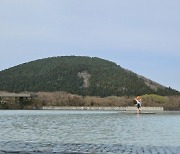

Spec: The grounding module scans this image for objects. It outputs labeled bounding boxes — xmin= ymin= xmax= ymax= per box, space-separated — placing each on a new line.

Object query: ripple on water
xmin=0 ymin=110 xmax=180 ymax=147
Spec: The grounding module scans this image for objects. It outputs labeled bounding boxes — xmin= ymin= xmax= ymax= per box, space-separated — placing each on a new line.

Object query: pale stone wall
xmin=42 ymin=106 xmax=164 ymax=111
xmin=126 ymin=106 xmax=164 ymax=111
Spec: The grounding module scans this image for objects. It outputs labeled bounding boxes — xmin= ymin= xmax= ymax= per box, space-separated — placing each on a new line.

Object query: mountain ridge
xmin=0 ymin=56 xmax=179 ymax=96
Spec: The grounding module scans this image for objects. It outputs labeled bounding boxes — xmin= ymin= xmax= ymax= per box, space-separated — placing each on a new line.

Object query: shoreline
xmin=40 ymin=106 xmax=180 ymax=113
xmin=42 ymin=106 xmax=164 ymax=111
xmin=1 ymin=106 xmax=180 ymax=112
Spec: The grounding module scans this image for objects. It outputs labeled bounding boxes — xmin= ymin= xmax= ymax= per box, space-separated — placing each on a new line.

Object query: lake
xmin=0 ymin=110 xmax=180 ymax=153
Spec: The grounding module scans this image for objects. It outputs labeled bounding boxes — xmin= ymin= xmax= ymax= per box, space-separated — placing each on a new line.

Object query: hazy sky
xmin=0 ymin=0 xmax=180 ymax=91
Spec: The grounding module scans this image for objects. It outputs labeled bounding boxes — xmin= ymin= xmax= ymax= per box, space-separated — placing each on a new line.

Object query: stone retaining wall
xmin=42 ymin=106 xmax=164 ymax=111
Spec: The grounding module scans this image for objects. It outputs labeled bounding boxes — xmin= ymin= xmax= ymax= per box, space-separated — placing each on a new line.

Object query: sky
xmin=0 ymin=0 xmax=180 ymax=91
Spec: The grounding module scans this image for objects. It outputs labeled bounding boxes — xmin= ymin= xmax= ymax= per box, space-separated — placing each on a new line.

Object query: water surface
xmin=0 ymin=110 xmax=180 ymax=147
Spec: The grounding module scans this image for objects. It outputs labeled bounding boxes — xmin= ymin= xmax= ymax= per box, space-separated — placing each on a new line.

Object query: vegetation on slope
xmin=0 ymin=56 xmax=179 ymax=96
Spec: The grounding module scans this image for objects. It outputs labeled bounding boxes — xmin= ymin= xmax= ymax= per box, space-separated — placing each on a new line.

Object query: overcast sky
xmin=0 ymin=0 xmax=180 ymax=91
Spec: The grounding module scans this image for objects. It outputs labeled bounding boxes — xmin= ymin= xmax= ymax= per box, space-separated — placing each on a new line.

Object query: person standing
xmin=135 ymin=96 xmax=142 ymax=114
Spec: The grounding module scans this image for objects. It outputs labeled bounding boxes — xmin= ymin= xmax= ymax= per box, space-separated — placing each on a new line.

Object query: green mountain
xmin=0 ymin=56 xmax=179 ymax=96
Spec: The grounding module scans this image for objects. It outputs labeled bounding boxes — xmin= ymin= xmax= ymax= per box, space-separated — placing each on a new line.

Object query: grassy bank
xmin=0 ymin=92 xmax=180 ymax=110
xmin=141 ymin=94 xmax=180 ymax=110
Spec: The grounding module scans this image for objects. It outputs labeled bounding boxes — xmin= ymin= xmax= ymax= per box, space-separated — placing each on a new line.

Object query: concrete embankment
xmin=42 ymin=106 xmax=164 ymax=111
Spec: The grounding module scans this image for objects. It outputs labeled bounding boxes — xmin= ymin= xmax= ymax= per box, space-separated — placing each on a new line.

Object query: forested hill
xmin=0 ymin=56 xmax=179 ymax=96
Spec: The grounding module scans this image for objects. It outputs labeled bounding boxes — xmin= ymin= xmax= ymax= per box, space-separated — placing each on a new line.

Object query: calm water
xmin=0 ymin=110 xmax=180 ymax=147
